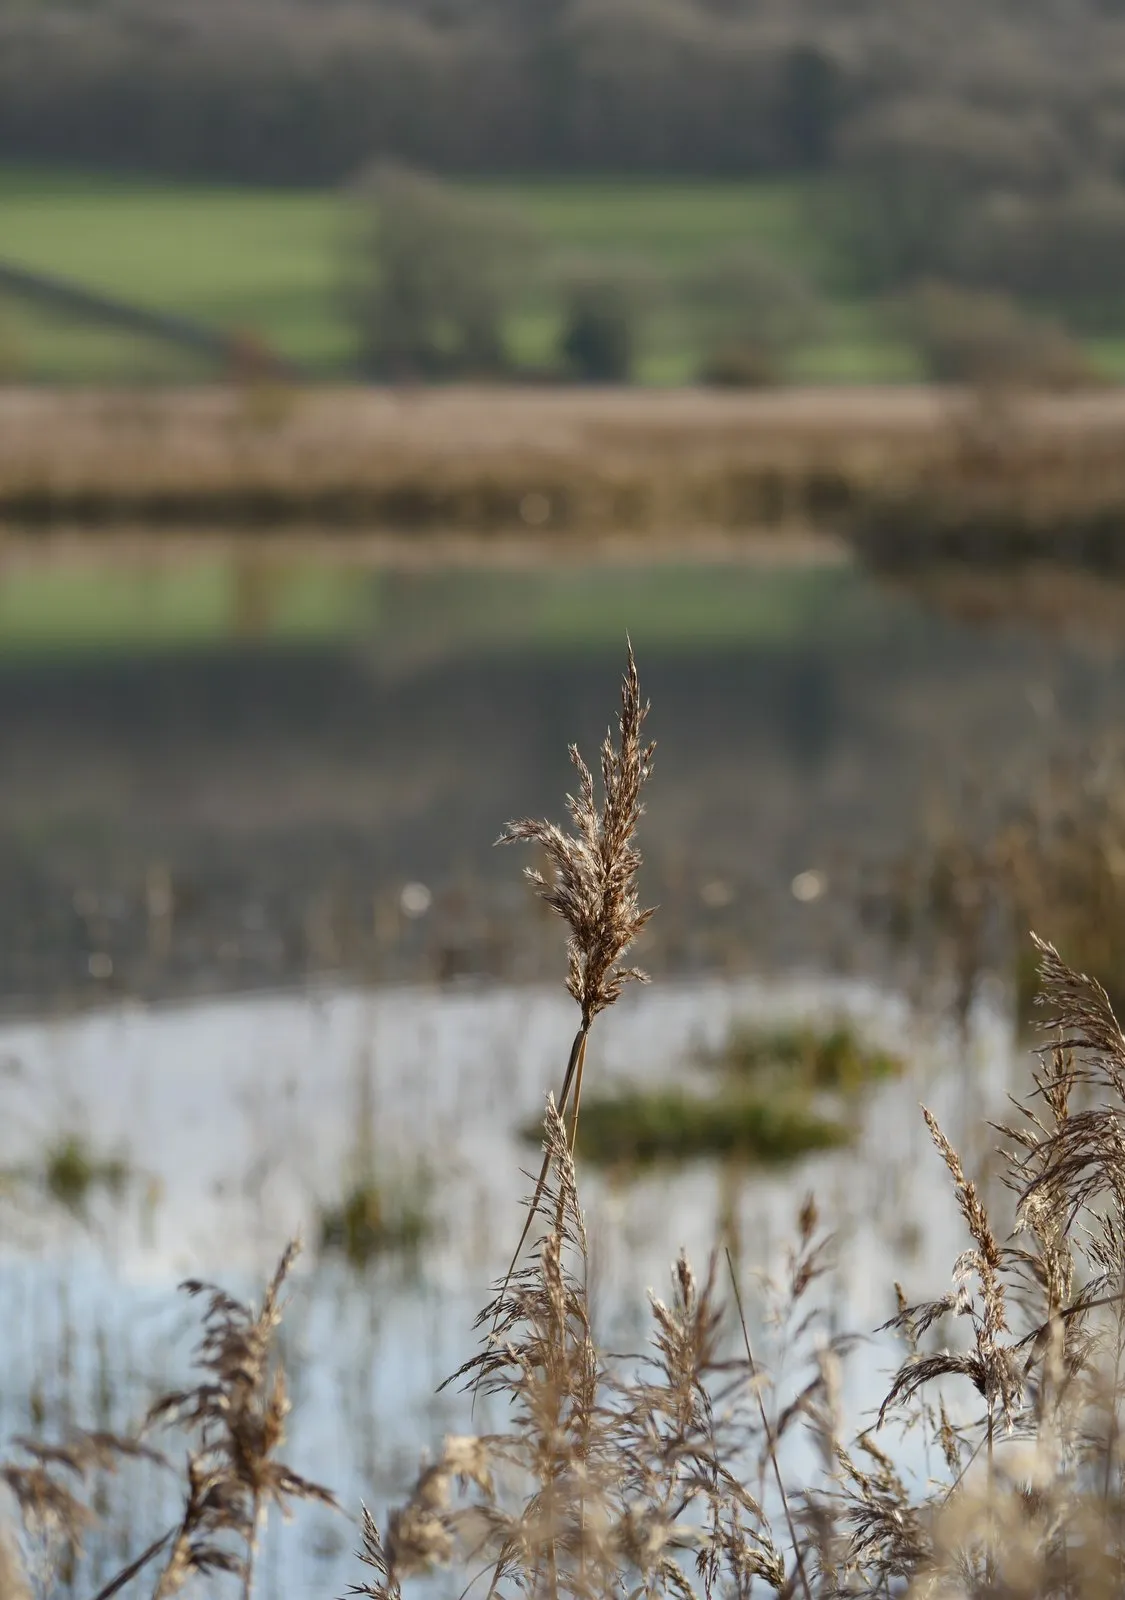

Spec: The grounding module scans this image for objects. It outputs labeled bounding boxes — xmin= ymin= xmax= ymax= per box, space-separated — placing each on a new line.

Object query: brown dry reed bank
xmin=7 ymin=385 xmax=1125 ymax=552
xmin=0 ymin=386 xmax=902 ymax=533
xmin=13 ymin=649 xmax=1125 ymax=1600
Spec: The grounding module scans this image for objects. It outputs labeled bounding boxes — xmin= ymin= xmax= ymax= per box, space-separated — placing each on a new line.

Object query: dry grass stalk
xmin=140 ymin=1239 xmax=338 ymax=1600
xmin=361 ymin=1099 xmax=789 ymax=1600
xmin=0 ymin=1428 xmax=164 ymax=1599
xmin=481 ymin=645 xmax=654 ymax=1403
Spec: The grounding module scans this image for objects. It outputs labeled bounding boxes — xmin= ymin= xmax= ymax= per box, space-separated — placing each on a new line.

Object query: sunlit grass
xmin=0 ymin=560 xmax=373 ymax=655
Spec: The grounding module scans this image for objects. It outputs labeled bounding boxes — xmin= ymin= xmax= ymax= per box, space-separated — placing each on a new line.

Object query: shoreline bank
xmin=1 ymin=385 xmax=1123 ymax=563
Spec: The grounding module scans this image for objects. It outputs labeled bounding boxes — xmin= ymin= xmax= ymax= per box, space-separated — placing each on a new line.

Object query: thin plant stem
xmin=84 ymin=1529 xmax=173 ymax=1600
xmin=567 ymin=1032 xmax=588 ymax=1153
xmin=725 ymin=1248 xmax=813 ymax=1600
xmin=473 ymin=1024 xmax=589 ymax=1412
xmin=243 ymin=1493 xmax=261 ymax=1600
xmin=1104 ymin=1277 xmax=1125 ymax=1504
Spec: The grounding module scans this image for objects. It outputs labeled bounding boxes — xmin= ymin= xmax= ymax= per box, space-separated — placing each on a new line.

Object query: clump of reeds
xmin=0 ymin=1242 xmax=338 ymax=1600
xmin=143 ymin=1240 xmax=338 ymax=1599
xmin=353 ymin=923 xmax=1125 ymax=1600
xmin=355 ymin=653 xmax=1125 ymax=1600
xmin=353 ymin=1099 xmax=808 ymax=1600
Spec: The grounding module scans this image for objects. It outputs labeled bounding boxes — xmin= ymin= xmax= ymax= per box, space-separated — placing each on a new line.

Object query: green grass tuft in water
xmin=569 ymin=1088 xmax=848 ymax=1167
xmin=717 ymin=1022 xmax=903 ymax=1092
xmin=42 ymin=1134 xmax=130 ymax=1217
xmin=317 ymin=1173 xmax=431 ymax=1268
xmin=528 ymin=1021 xmax=901 ymax=1169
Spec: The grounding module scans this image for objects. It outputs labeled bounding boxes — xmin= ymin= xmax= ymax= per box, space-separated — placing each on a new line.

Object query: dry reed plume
xmin=482 ymin=644 xmax=654 ymax=1400
xmin=0 ymin=1242 xmax=339 ymax=1600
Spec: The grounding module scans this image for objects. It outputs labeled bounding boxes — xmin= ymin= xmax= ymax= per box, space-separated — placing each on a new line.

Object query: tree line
xmin=8 ymin=0 xmax=1125 ymax=380
xmin=3 ymin=0 xmax=1124 ymax=194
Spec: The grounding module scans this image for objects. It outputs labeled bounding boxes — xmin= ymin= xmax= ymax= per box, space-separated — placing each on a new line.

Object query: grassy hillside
xmin=0 ymin=167 xmax=926 ymax=383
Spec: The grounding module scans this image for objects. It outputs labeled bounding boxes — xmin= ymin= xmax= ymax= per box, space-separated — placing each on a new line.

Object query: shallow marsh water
xmin=0 ymin=540 xmax=1123 ymax=1593
xmin=0 ymin=969 xmax=1020 ymax=1597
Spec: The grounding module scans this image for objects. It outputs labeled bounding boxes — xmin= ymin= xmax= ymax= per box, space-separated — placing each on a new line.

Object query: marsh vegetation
xmin=0 ymin=649 xmax=1121 ymax=1600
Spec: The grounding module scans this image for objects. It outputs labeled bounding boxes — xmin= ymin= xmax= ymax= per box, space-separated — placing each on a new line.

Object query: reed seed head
xmin=500 ymin=643 xmax=655 ymax=1027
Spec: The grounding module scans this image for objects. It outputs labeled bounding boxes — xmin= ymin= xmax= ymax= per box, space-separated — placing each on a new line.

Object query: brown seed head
xmin=500 ymin=643 xmax=655 ymax=1027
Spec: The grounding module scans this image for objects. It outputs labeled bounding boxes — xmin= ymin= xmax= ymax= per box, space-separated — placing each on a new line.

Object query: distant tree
xmin=553 ymin=258 xmax=663 ymax=382
xmin=351 ymin=163 xmax=540 ymax=379
xmin=831 ymin=100 xmax=1073 ymax=290
xmin=680 ymin=244 xmax=820 ymax=383
xmin=951 ymin=183 xmax=1125 ymax=316
xmin=559 ymin=278 xmax=635 ymax=382
xmin=901 ymin=282 xmax=1098 ymax=391
xmin=777 ymin=44 xmax=843 ymax=169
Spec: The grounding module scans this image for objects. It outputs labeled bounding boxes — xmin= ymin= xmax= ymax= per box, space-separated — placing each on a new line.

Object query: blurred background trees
xmin=2 ymin=0 xmax=1125 ymax=387
xmin=0 ymin=0 xmax=1121 ymax=192
xmin=352 ymin=166 xmax=540 ymax=379
xmin=680 ymin=246 xmax=821 ymax=386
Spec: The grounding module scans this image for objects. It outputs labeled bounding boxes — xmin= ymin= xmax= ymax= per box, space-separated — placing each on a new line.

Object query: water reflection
xmin=0 ymin=547 xmax=1123 ymax=1010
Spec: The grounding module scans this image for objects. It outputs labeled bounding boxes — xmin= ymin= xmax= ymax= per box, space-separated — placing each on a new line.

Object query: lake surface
xmin=0 ymin=539 xmax=1122 ymax=1596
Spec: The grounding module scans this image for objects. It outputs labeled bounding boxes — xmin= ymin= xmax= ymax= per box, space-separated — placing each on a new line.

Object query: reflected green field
xmin=0 ymin=554 xmax=900 ymax=658
xmin=0 ymin=560 xmax=372 ymax=652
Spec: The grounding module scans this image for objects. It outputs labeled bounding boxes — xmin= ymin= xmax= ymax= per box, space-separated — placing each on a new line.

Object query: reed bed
xmin=8 ymin=648 xmax=1125 ymax=1600
xmin=3 ymin=384 xmax=1125 ymax=549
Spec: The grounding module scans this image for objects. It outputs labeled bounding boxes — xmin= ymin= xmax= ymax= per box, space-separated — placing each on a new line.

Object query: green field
xmin=0 ymin=167 xmax=932 ymax=383
xmin=4 ymin=166 xmax=1120 ymax=386
xmin=0 ymin=168 xmax=352 ymax=379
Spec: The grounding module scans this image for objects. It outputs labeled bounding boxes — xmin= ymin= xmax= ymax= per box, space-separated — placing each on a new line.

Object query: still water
xmin=1 ymin=548 xmax=1121 ymax=1007
xmin=0 ymin=542 xmax=1120 ymax=1595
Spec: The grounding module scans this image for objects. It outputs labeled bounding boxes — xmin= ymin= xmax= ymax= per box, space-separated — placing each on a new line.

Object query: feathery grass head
xmin=145 ymin=1240 xmax=338 ymax=1598
xmin=500 ymin=643 xmax=655 ymax=1028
